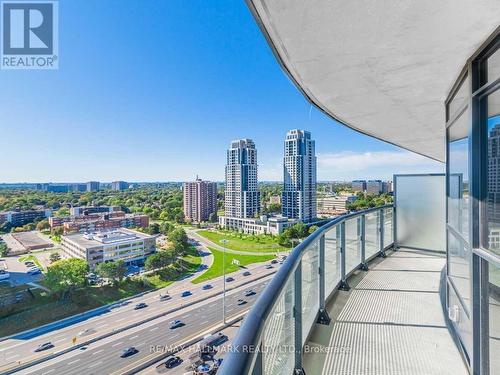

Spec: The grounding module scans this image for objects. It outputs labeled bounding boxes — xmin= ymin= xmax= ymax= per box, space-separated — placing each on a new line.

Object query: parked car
xmin=169 ymin=319 xmax=184 ymax=329
xmin=134 ymin=302 xmax=148 ymax=310
xmin=181 ymin=291 xmax=192 ymax=297
xmin=202 ymin=284 xmax=212 ymax=290
xmin=244 ymin=290 xmax=256 ymax=297
xmin=24 ymin=261 xmax=35 ymax=267
xmin=120 ymin=347 xmax=138 ymax=358
xmin=0 ymin=270 xmax=10 ymax=280
xmin=243 ymin=271 xmax=251 ymax=276
xmin=225 ymin=277 xmax=235 ymax=282
xmin=164 ymin=356 xmax=183 ymax=368
xmin=28 ymin=268 xmax=41 ymax=275
xmin=34 ymin=342 xmax=54 ymax=352
xmin=159 ymin=294 xmax=171 ymax=301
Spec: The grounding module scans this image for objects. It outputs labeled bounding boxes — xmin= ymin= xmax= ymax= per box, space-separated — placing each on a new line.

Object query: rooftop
xmin=63 ymin=228 xmax=153 ymax=247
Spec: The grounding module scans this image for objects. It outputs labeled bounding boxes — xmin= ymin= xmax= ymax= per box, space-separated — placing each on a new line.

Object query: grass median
xmin=191 ymin=247 xmax=275 ymax=284
xmin=196 ymin=230 xmax=291 ymax=254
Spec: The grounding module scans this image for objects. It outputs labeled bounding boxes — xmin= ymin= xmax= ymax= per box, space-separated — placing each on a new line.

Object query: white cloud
xmin=316 ymin=150 xmax=444 ymax=181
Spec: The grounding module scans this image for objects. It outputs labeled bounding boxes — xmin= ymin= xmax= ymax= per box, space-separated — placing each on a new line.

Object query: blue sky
xmin=0 ymin=0 xmax=442 ymax=183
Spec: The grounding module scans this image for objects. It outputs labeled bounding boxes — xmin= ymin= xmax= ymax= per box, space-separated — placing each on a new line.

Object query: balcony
xmin=218 ymin=175 xmax=475 ymax=374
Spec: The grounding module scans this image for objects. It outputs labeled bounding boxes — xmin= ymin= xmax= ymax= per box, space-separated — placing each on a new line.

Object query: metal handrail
xmin=218 ymin=204 xmax=393 ymax=375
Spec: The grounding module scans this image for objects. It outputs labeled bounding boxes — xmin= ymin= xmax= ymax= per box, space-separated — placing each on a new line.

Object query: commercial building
xmin=282 ymin=129 xmax=317 ymax=222
xmin=317 ymin=195 xmax=357 ymax=215
xmin=37 ymin=183 xmax=87 ymax=193
xmin=223 ymin=139 xmax=260 ymax=218
xmin=218 ymin=215 xmax=297 ymax=236
xmin=69 ymin=205 xmax=116 ymax=216
xmin=183 ymin=178 xmax=217 ymax=222
xmin=352 ymin=180 xmax=366 ymax=192
xmin=0 ymin=209 xmax=52 ymax=226
xmin=61 ymin=228 xmax=155 ymax=269
xmin=86 ymin=181 xmax=100 ymax=192
xmin=49 ymin=211 xmax=149 ymax=234
xmin=111 ymin=181 xmax=128 ymax=191
xmin=366 ymin=180 xmax=383 ymax=195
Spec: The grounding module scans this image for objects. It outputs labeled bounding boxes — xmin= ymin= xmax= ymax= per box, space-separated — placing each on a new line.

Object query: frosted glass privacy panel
xmin=394 ymin=174 xmax=445 ymax=251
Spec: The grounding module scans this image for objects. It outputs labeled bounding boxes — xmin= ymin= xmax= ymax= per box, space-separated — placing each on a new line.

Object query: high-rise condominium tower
xmin=183 ymin=178 xmax=218 ymax=222
xmin=224 ymin=139 xmax=260 ymax=218
xmin=282 ymin=129 xmax=317 ymax=222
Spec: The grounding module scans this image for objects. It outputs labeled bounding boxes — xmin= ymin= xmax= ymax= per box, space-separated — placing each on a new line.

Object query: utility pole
xmin=220 ymin=239 xmax=228 ymax=324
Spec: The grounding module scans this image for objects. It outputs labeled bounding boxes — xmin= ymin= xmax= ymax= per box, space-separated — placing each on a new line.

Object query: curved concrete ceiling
xmin=246 ymin=0 xmax=500 ymax=161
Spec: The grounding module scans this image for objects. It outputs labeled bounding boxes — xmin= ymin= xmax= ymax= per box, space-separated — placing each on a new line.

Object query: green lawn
xmin=197 ymin=230 xmax=291 ymax=254
xmin=191 ymin=247 xmax=275 ymax=284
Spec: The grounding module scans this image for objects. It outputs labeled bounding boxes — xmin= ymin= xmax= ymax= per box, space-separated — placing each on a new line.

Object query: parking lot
xmin=0 ymin=255 xmax=44 ymax=286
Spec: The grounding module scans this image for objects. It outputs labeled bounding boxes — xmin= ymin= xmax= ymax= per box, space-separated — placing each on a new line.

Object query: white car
xmin=0 ymin=270 xmax=10 ymax=280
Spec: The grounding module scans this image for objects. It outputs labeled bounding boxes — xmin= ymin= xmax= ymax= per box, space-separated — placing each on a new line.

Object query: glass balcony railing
xmin=218 ymin=205 xmax=394 ymax=375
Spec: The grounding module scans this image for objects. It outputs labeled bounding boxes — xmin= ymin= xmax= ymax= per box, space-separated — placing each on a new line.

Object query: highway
xmin=14 ymin=277 xmax=271 ymax=375
xmin=0 ymin=261 xmax=278 ymax=373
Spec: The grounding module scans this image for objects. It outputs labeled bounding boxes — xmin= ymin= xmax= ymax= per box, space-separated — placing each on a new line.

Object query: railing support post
xmin=359 ymin=215 xmax=368 ymax=271
xmin=251 ymin=342 xmax=263 ymax=375
xmin=379 ymin=209 xmax=386 ymax=258
xmin=317 ymin=235 xmax=331 ymax=325
xmin=339 ymin=222 xmax=350 ymax=291
xmin=293 ymin=262 xmax=306 ymax=375
xmin=392 ymin=206 xmax=398 ymax=251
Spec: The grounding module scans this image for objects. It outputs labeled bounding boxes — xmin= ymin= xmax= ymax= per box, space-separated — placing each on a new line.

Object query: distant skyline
xmin=0 ymin=1 xmax=443 ymax=183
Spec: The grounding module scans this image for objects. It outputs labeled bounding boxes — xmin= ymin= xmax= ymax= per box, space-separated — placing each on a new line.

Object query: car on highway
xmin=34 ymin=342 xmax=54 ymax=352
xmin=225 ymin=277 xmax=235 ymax=282
xmin=159 ymin=294 xmax=172 ymax=301
xmin=78 ymin=328 xmax=92 ymax=336
xmin=169 ymin=319 xmax=184 ymax=329
xmin=242 ymin=271 xmax=251 ymax=276
xmin=164 ymin=356 xmax=183 ymax=368
xmin=237 ymin=299 xmax=247 ymax=305
xmin=134 ymin=302 xmax=148 ymax=310
xmin=266 ymin=264 xmax=274 ymax=269
xmin=202 ymin=284 xmax=212 ymax=290
xmin=120 ymin=347 xmax=138 ymax=358
xmin=244 ymin=290 xmax=256 ymax=297
xmin=271 ymin=259 xmax=278 ymax=264
xmin=181 ymin=290 xmax=192 ymax=297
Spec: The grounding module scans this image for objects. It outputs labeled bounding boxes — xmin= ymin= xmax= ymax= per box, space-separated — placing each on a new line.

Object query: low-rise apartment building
xmin=61 ymin=228 xmax=156 ymax=268
xmin=0 ymin=209 xmax=52 ymax=226
xmin=317 ymin=195 xmax=357 ymax=215
xmin=49 ymin=211 xmax=149 ymax=234
xmin=218 ymin=215 xmax=297 ymax=235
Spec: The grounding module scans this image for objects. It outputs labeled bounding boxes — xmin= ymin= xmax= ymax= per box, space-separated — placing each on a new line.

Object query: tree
xmin=208 ymin=212 xmax=218 ymax=223
xmin=145 ymin=251 xmax=174 ymax=271
xmin=160 ymin=221 xmax=175 ymax=235
xmin=169 ymin=228 xmax=189 ymax=253
xmin=36 ymin=219 xmax=50 ymax=231
xmin=0 ymin=243 xmax=8 ymax=257
xmin=49 ymin=252 xmax=61 ymax=263
xmin=145 ymin=223 xmax=160 ymax=235
xmin=308 ymin=225 xmax=319 ymax=235
xmin=45 ymin=258 xmax=89 ymax=296
xmin=95 ymin=260 xmax=127 ymax=284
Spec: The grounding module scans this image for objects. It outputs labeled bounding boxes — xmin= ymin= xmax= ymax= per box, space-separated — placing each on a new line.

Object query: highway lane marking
xmin=92 ymin=349 xmax=104 ymax=355
xmin=54 ymin=338 xmax=66 ymax=344
xmin=150 ymin=327 xmax=159 ymax=332
xmin=200 ymin=320 xmax=209 ymax=325
xmin=96 ymin=323 xmax=109 ymax=328
xmin=183 ymin=313 xmax=191 ymax=318
xmin=67 ymin=359 xmax=80 ymax=365
xmin=136 ymin=342 xmax=146 ymax=347
xmin=41 ymin=369 xmax=55 ymax=375
xmin=129 ymin=335 xmax=139 ymax=341
xmin=112 ymin=341 xmax=123 ymax=347
xmin=88 ymin=360 xmax=103 ymax=368
xmin=116 ymin=318 xmax=126 ymax=322
xmin=5 ymin=353 xmax=20 ymax=360
xmin=170 ymin=334 xmax=179 ymax=339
